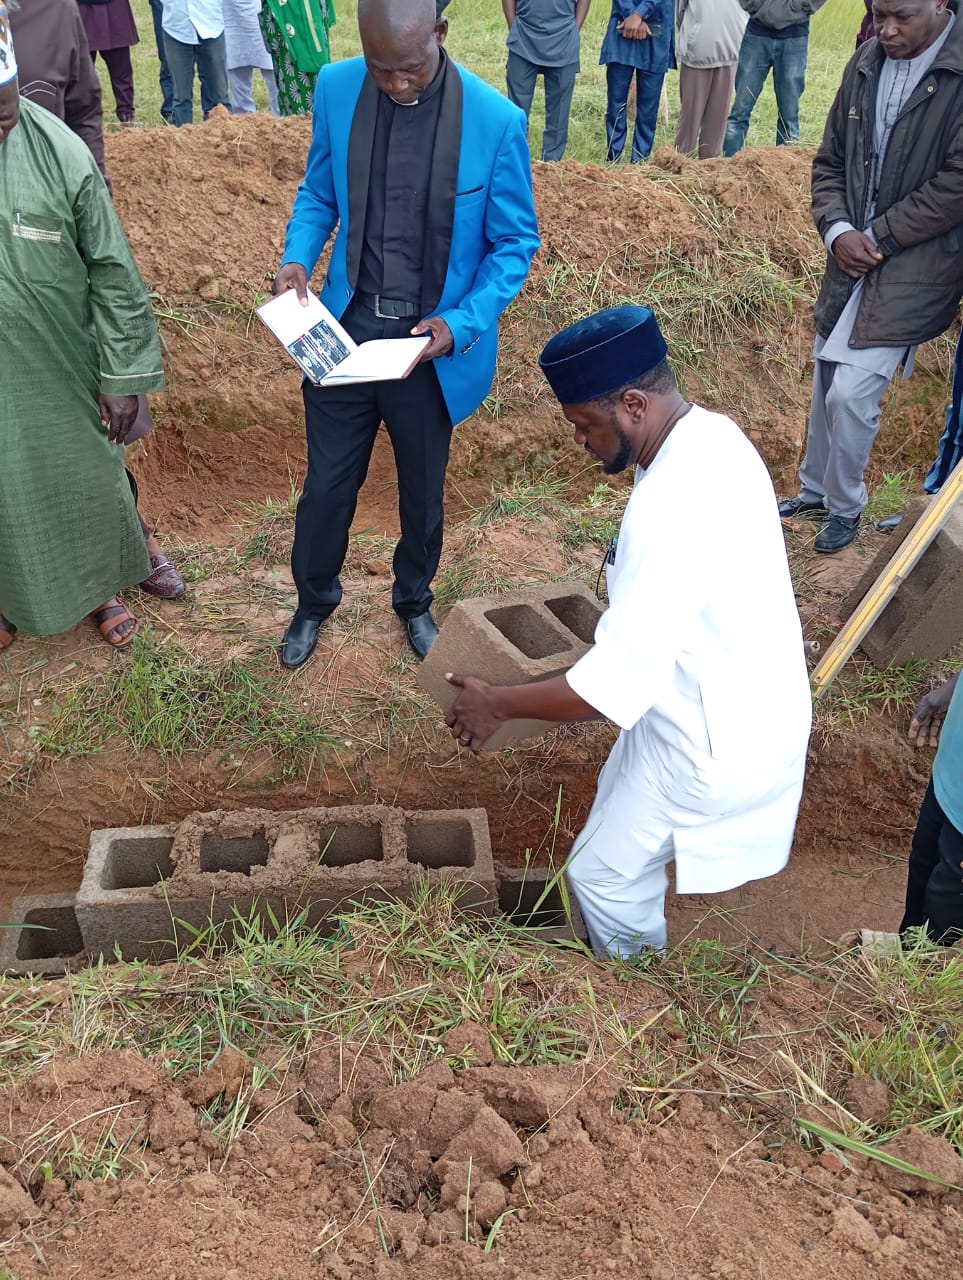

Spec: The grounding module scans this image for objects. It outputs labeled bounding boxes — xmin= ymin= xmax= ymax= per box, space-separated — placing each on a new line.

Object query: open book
xmin=257 ymin=288 xmax=430 ymax=386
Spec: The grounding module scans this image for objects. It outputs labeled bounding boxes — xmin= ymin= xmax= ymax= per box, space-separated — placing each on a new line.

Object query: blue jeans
xmin=723 ymin=30 xmax=808 ymax=156
xmin=163 ymin=31 xmax=230 ymax=126
xmin=605 ymin=63 xmax=665 ymax=163
xmin=149 ymin=0 xmax=174 ymax=121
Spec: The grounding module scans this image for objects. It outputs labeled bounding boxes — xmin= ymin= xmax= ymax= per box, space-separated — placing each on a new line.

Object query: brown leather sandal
xmin=91 ymin=597 xmax=138 ymax=649
xmin=0 ymin=613 xmax=16 ymax=652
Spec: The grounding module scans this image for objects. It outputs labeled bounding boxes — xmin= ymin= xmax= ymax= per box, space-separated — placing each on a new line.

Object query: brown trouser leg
xmin=675 ymin=63 xmax=737 ymax=160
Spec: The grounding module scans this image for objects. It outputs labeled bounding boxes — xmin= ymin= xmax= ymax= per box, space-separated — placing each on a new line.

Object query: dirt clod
xmin=182 ymin=1046 xmax=253 ymax=1106
xmin=879 ymin=1127 xmax=963 ymax=1194
xmin=845 ymin=1076 xmax=893 ymax=1126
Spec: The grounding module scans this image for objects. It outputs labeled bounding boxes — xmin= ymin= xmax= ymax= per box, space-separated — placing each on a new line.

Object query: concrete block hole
xmin=484 ymin=603 xmax=568 ymax=660
xmin=406 ymin=817 xmax=476 ymax=869
xmin=200 ymin=834 xmax=270 ymax=875
xmin=499 ymin=877 xmax=570 ymax=929
xmin=16 ymin=904 xmax=84 ymax=962
xmin=315 ymin=823 xmax=384 ymax=866
xmin=545 ymin=593 xmax=601 ymax=645
xmin=101 ymin=836 xmax=175 ymax=890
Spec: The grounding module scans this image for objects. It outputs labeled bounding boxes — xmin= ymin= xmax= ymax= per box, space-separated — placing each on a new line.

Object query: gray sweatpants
xmin=798 ymin=359 xmax=891 ymax=519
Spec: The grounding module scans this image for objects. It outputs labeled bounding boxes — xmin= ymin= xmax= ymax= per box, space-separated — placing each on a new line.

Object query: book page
xmin=323 ymin=337 xmax=430 ymax=384
xmin=257 ymin=289 xmax=358 ymax=383
xmin=257 ymin=290 xmax=430 ymax=385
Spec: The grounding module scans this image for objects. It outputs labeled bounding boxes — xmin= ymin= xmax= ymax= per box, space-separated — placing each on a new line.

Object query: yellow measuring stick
xmin=811 ymin=458 xmax=963 ymax=701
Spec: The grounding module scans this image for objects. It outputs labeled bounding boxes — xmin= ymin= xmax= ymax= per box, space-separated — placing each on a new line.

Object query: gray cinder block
xmin=418 ymin=581 xmax=604 ymax=749
xmin=0 ymin=893 xmax=85 ymax=977
xmin=497 ymin=867 xmax=587 ymax=945
xmin=76 ymin=810 xmax=399 ymax=962
xmin=843 ymin=498 xmax=963 ymax=667
xmin=75 ymin=823 xmax=226 ymax=963
xmin=404 ymin=808 xmax=496 ymax=912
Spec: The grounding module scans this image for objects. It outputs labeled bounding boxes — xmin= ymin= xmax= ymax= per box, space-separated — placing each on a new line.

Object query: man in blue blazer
xmin=274 ymin=0 xmax=540 ymax=668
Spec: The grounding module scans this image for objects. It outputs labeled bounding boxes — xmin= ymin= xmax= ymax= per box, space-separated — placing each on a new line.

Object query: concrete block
xmin=418 ymin=581 xmax=604 ymax=749
xmin=76 ymin=810 xmax=399 ymax=962
xmin=404 ymin=809 xmax=496 ymax=912
xmin=284 ymin=805 xmax=411 ymax=922
xmin=0 ymin=893 xmax=85 ymax=977
xmin=843 ymin=498 xmax=963 ymax=667
xmin=75 ymin=823 xmax=230 ymax=963
xmin=497 ymin=867 xmax=587 ymax=945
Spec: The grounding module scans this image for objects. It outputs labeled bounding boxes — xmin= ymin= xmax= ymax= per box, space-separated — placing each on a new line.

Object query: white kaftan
xmin=565 ymin=404 xmax=812 ymax=956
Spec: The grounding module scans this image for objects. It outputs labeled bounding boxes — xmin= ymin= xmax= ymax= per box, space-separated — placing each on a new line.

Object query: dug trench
xmin=0 ymin=114 xmax=955 ymax=952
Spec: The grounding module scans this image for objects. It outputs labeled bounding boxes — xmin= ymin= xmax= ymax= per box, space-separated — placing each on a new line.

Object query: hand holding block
xmin=418 ymin=582 xmax=604 ymax=750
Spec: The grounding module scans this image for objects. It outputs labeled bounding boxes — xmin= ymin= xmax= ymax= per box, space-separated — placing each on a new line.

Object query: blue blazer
xmin=282 ymin=56 xmax=541 ymax=427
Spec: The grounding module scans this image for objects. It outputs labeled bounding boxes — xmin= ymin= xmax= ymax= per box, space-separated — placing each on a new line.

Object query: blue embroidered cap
xmin=538 ymin=305 xmax=668 ymax=405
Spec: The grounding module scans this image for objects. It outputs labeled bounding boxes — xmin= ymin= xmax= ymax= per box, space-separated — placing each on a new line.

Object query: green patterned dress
xmin=0 ymin=101 xmax=163 ymax=634
xmin=260 ymin=0 xmax=335 ymax=116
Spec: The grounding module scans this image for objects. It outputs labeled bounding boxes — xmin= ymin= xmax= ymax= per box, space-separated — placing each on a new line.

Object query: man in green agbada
xmin=0 ymin=9 xmax=165 ymax=651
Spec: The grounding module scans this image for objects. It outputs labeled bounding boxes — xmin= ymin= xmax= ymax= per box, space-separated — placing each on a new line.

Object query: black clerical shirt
xmin=357 ymin=51 xmax=448 ymax=304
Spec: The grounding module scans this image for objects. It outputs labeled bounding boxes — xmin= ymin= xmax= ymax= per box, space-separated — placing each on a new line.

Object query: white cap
xmin=0 ymin=2 xmax=18 ymax=89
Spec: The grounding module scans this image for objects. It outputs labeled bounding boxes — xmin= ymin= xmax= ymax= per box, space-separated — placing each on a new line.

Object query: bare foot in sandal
xmin=91 ymin=597 xmax=137 ymax=649
xmin=0 ymin=613 xmax=16 ymax=652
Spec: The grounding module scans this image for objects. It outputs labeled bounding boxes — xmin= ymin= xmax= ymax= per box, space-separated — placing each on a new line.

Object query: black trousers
xmin=899 ymin=778 xmax=963 ymax=945
xmin=291 ymin=299 xmax=453 ymax=622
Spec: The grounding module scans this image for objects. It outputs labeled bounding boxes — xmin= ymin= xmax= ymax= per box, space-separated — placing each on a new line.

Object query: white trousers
xmin=566 ymin=823 xmax=675 ymax=959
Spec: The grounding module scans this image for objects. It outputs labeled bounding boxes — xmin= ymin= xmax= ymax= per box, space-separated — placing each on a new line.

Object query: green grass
xmin=0 ymin=886 xmax=960 ymax=1196
xmin=29 ymin=626 xmax=335 ymax=780
xmin=112 ymin=0 xmax=865 ymax=160
xmin=864 ymin=470 xmax=917 ymax=522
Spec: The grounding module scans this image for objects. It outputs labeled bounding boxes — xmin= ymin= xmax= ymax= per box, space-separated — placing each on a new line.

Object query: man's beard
xmin=603 ymin=427 xmax=636 ymax=475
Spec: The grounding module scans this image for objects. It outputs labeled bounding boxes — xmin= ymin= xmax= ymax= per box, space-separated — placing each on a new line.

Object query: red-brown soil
xmin=2 ymin=115 xmax=961 ymax=1279
xmin=1 ymin=1004 xmax=961 ymax=1278
xmin=1 ymin=114 xmax=952 ymax=945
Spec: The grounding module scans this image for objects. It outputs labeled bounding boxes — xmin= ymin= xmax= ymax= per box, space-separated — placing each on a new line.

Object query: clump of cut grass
xmin=864 ymin=471 xmax=917 ymax=522
xmin=238 ymin=482 xmax=301 ymax=564
xmin=473 ymin=473 xmax=569 ymax=526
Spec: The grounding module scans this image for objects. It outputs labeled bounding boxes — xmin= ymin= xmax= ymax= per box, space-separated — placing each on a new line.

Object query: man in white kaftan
xmin=444 ymin=305 xmax=812 ymax=957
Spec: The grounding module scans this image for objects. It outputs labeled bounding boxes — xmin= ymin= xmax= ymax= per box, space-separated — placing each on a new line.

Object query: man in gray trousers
xmin=503 ymin=0 xmax=591 ymax=161
xmin=779 ymin=0 xmax=963 ymax=554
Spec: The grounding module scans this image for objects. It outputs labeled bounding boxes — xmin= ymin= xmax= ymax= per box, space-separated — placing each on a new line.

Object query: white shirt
xmin=162 ymin=0 xmax=225 ymax=44
xmin=566 ymin=405 xmax=812 ymax=894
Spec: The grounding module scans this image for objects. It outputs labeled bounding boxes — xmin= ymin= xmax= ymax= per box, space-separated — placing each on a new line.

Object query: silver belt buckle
xmin=373 ymin=293 xmax=392 ymax=319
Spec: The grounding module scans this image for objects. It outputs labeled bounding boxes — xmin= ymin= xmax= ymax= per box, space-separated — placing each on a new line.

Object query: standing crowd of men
xmin=1 ymin=0 xmax=961 ymax=953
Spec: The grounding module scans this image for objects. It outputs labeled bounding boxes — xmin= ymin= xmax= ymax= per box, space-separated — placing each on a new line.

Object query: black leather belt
xmin=356 ymin=291 xmax=420 ymax=319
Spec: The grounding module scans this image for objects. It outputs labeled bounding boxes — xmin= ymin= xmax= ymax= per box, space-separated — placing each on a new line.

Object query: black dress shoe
xmin=281 ymin=612 xmax=322 ymax=669
xmin=777 ymin=495 xmax=828 ymax=520
xmin=815 ymin=514 xmax=860 ymax=554
xmin=406 ymin=610 xmax=438 ymax=660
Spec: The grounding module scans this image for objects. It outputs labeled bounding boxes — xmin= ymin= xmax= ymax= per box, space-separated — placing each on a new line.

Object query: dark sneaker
xmin=777 ymin=495 xmax=827 ymax=520
xmin=875 ymin=514 xmax=904 ymax=534
xmin=815 ymin=514 xmax=860 ymax=554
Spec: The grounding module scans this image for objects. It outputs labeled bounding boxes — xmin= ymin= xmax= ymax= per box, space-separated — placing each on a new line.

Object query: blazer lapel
xmin=421 ymin=62 xmax=463 ymax=317
xmin=346 ymin=74 xmax=379 ymax=290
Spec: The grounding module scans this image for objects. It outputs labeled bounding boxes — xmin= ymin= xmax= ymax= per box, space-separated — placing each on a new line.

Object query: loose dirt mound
xmin=1 ymin=1036 xmax=960 ymax=1278
xmin=103 ymin=114 xmax=909 ymax=539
